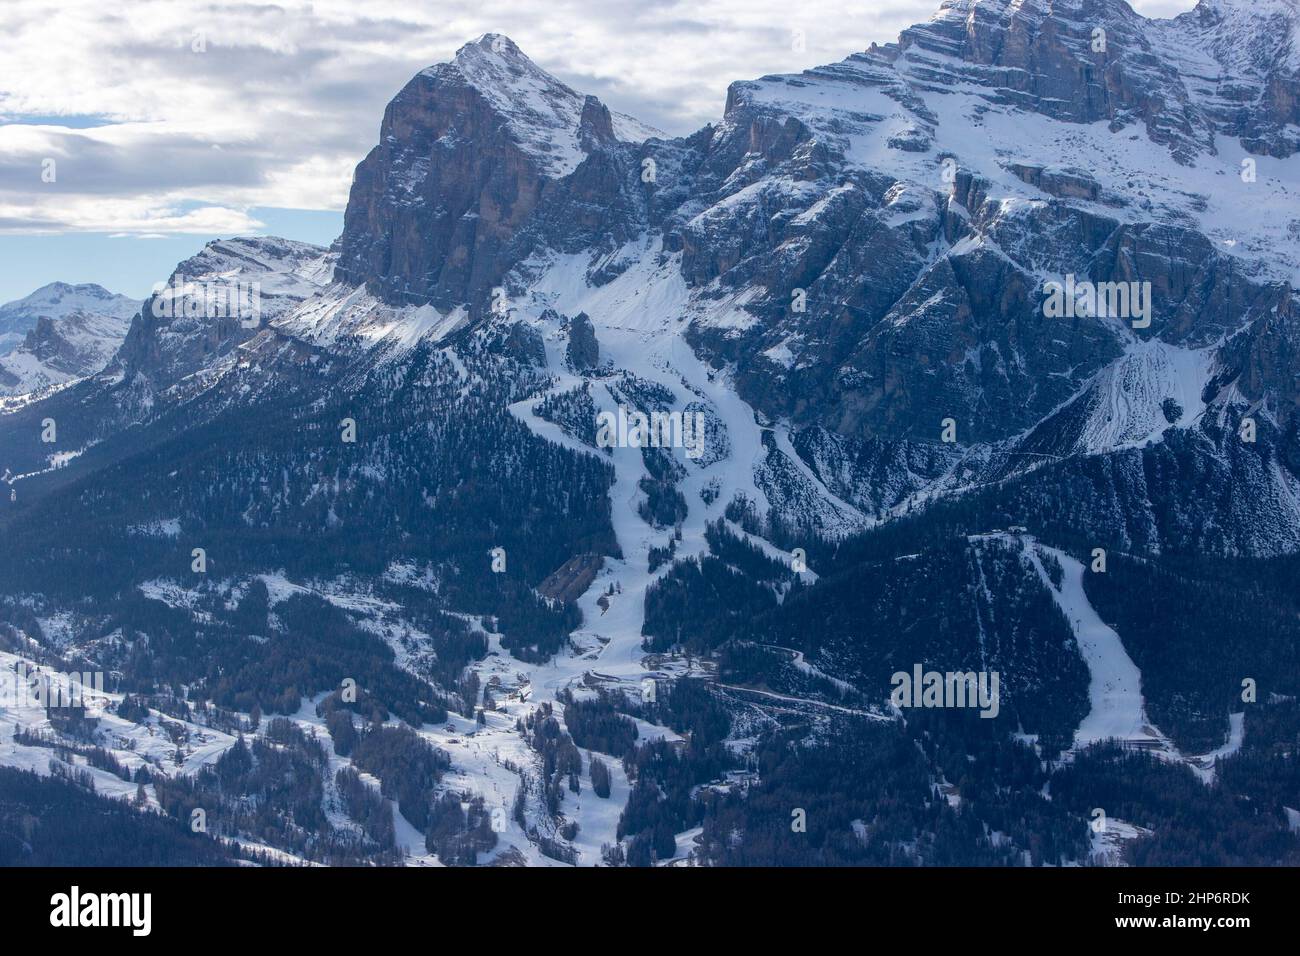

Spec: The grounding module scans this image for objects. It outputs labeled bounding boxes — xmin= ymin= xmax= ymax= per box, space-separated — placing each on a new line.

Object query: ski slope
xmin=1021 ymin=539 xmax=1174 ymax=754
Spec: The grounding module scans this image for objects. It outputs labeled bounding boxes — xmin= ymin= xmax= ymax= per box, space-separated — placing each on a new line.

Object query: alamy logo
xmin=1 ymin=663 xmax=103 ymax=709
xmin=151 ymin=272 xmax=263 ymax=328
xmin=50 ymin=886 xmax=151 ymax=936
xmin=1042 ymin=275 xmax=1151 ymax=329
xmin=890 ymin=664 xmax=1000 ymax=718
xmin=596 ymin=405 xmax=706 ymax=459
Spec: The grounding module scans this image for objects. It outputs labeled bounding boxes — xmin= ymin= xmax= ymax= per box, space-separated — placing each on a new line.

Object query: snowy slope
xmin=0 ymin=307 xmax=136 ymax=396
xmin=1022 ymin=541 xmax=1155 ymax=748
xmin=429 ymin=34 xmax=663 ymax=179
xmin=1047 ymin=341 xmax=1215 ymax=456
xmin=0 ymin=282 xmax=135 ymax=353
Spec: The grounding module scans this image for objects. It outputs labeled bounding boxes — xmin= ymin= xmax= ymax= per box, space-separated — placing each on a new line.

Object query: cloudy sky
xmin=0 ymin=0 xmax=1195 ymax=302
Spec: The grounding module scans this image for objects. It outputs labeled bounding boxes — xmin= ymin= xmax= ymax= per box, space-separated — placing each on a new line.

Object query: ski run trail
xmin=1018 ymin=536 xmax=1242 ymax=780
xmin=0 ymin=240 xmax=1250 ymax=866
xmin=480 ymin=242 xmax=819 ymax=863
xmin=1021 ymin=540 xmax=1167 ymax=752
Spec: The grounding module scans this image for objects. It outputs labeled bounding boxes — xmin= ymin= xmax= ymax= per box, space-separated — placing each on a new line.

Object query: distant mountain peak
xmin=0 ymin=282 xmax=138 ymax=396
xmin=3 ymin=281 xmax=128 ymax=307
xmin=0 ymin=281 xmax=136 ymax=353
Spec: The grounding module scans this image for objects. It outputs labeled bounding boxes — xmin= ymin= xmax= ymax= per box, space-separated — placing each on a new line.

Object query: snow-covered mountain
xmin=0 ymin=283 xmax=138 ymax=398
xmin=430 ymin=34 xmax=661 ymax=177
xmin=117 ymin=236 xmax=333 ymax=392
xmin=0 ymin=282 xmax=135 ymax=350
xmin=0 ymin=310 xmax=132 ymax=398
xmin=335 ymin=34 xmax=662 ymax=309
xmin=328 ymin=0 xmax=1300 ymax=555
xmin=2 ymin=0 xmax=1299 ymax=868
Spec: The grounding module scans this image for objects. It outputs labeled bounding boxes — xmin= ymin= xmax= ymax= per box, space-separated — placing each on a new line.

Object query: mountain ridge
xmin=1 ymin=0 xmax=1298 ymax=869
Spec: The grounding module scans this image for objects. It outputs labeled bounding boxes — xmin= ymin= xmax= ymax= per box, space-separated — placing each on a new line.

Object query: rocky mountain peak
xmin=415 ymin=33 xmax=654 ymax=178
xmin=335 ymin=36 xmax=658 ymax=309
xmin=0 ymin=281 xmax=137 ymax=362
xmin=432 ymin=33 xmax=593 ymax=178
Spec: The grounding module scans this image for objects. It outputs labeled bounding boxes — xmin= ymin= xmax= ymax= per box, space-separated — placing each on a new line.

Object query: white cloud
xmin=0 ymin=0 xmax=1196 ymax=235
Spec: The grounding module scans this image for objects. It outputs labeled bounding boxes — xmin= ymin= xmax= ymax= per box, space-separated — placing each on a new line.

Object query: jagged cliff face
xmin=895 ymin=0 xmax=1300 ymax=159
xmin=334 ymin=35 xmax=657 ymax=311
xmin=1170 ymin=0 xmax=1300 ymax=158
xmin=0 ymin=311 xmax=131 ymax=396
xmin=118 ymin=236 xmax=333 ymax=391
xmin=666 ymin=0 xmax=1300 ymax=449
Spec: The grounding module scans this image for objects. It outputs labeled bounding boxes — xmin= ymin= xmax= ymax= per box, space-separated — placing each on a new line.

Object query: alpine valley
xmin=3 ymin=0 xmax=1300 ymax=868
